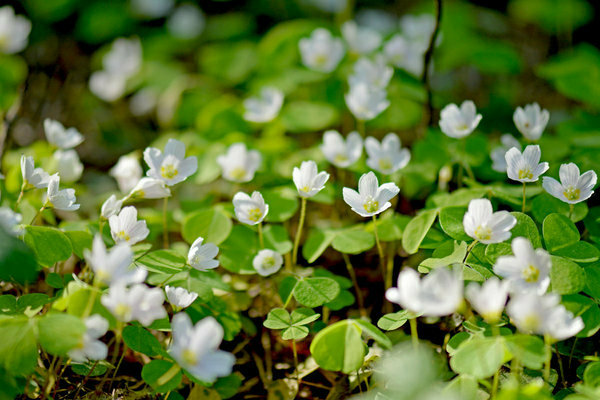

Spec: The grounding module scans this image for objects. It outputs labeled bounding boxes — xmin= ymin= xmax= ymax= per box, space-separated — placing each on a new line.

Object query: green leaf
xmin=402 ymin=209 xmax=438 ymax=254
xmin=0 ymin=229 xmax=39 ymax=284
xmin=182 ymin=208 xmax=232 ymax=246
xmin=290 ymin=308 xmax=320 ymax=326
xmin=377 ymin=310 xmax=411 ymax=331
xmin=282 ymin=325 xmax=310 ymax=340
xmin=71 ymin=361 xmax=109 ymax=377
xmin=505 ymin=334 xmax=546 ymax=369
xmin=550 ymin=255 xmax=586 ymax=295
xmin=554 ymin=241 xmax=600 ymax=264
xmin=352 ymin=319 xmax=392 ymax=350
xmin=331 ymin=228 xmax=375 ymax=255
xmin=263 ymin=308 xmax=291 ymax=330
xmin=368 ymin=214 xmax=410 ymax=242
xmin=137 ymin=250 xmax=187 ymax=274
xmin=0 ymin=315 xmax=38 ymax=375
xmin=263 ymin=224 xmax=293 ymax=254
xmin=510 ymin=212 xmax=542 ymax=248
xmin=122 ymin=325 xmax=163 ymax=357
xmin=46 ymin=272 xmax=64 ymax=289
xmin=439 ymin=207 xmax=470 ymax=241
xmin=450 ymin=336 xmax=506 ymax=379
xmin=585 ymin=263 xmax=600 ymax=300
xmin=562 ymin=294 xmax=600 ymax=338
xmin=302 ymin=229 xmax=336 ymax=263
xmin=419 ymin=241 xmax=467 ymax=272
xmin=484 ymin=243 xmax=512 ymax=265
xmin=199 ymin=41 xmax=257 ymax=85
xmin=24 ymin=226 xmax=73 ymax=267
xmin=17 ymin=293 xmax=51 ymax=314
xmin=532 ymin=193 xmax=588 ymax=223
xmin=218 ymin=225 xmax=257 ymax=274
xmin=37 ymin=313 xmax=86 ymax=356
xmin=262 ymin=189 xmax=299 ymax=223
xmin=64 ymin=230 xmax=94 ymax=259
xmin=583 ymin=361 xmax=600 ymax=387
xmin=141 ymin=359 xmax=182 ymax=393
xmin=281 ymin=101 xmax=340 ymax=133
xmin=543 ymin=213 xmax=580 ymax=252
xmin=310 ymin=320 xmax=366 ymax=373
xmin=293 ymin=277 xmax=340 ymax=308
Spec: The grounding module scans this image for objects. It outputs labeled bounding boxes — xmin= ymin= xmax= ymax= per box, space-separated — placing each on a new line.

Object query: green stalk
xmin=162 ymin=197 xmax=169 ymax=248
xmin=372 ymin=215 xmax=386 ymax=284
xmin=409 ymin=318 xmax=419 ymax=348
xmin=291 ymin=197 xmax=307 ymax=266
xmin=257 ymin=221 xmax=264 ymax=249
xmin=522 ymin=182 xmax=527 ymax=213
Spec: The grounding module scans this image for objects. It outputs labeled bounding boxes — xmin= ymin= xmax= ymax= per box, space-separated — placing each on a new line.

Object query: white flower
xmin=110 ymin=154 xmax=143 ymax=193
xmin=20 ymin=155 xmax=50 ymax=189
xmin=320 ymin=130 xmax=363 ymax=168
xmin=494 ymin=237 xmax=551 ymax=295
xmin=345 ymin=82 xmax=389 ymax=121
xmin=44 ymin=119 xmax=84 ymax=149
xmin=348 ymin=56 xmax=393 ymax=89
xmin=439 ymin=100 xmax=482 ymax=139
xmin=45 ymin=174 xmax=80 ymax=211
xmin=385 ymin=268 xmax=463 ymax=317
xmin=341 ymin=20 xmax=382 ymax=55
xmin=400 ymin=14 xmax=437 ymax=51
xmin=465 ymin=277 xmax=509 ymax=323
xmin=292 ymin=161 xmax=329 ymax=198
xmin=542 ymin=163 xmax=597 ymax=205
xmin=187 ymin=237 xmax=219 ymax=271
xmin=128 ymin=177 xmax=171 ymax=200
xmin=167 ymin=4 xmax=205 ymax=39
xmin=299 ymin=28 xmax=345 ymax=73
xmin=365 ymin=133 xmax=411 ymax=174
xmin=491 ymin=134 xmax=521 ymax=173
xmin=101 ymin=283 xmax=167 ymax=326
xmin=144 ymin=138 xmax=198 ymax=186
xmin=507 ymin=292 xmax=583 ymax=340
xmin=463 ymin=199 xmax=517 ymax=244
xmin=165 ymin=286 xmax=198 ymax=309
xmin=131 ymin=0 xmax=174 ymax=18
xmin=342 ymin=171 xmax=399 ymax=217
xmin=463 ymin=198 xmax=516 ymax=244
xmin=216 ymin=143 xmax=261 ymax=183
xmin=383 ymin=34 xmax=424 ymax=76
xmin=243 ymin=87 xmax=284 ymax=123
xmin=109 ymin=206 xmax=149 ymax=245
xmin=505 ymin=145 xmax=549 ymax=183
xmin=513 ymin=103 xmax=549 ymax=141
xmin=101 ymin=194 xmax=123 ymax=219
xmin=129 ymin=88 xmax=158 ymax=116
xmin=233 ymin=191 xmax=269 ymax=225
xmin=68 ymin=314 xmax=109 ymax=363
xmin=89 ymin=70 xmax=128 ymax=102
xmin=84 ymin=234 xmax=146 ymax=286
xmin=103 ymin=38 xmax=142 ymax=78
xmin=253 ymin=249 xmax=283 ymax=276
xmin=169 ymin=313 xmax=235 ymax=382
xmin=53 ymin=150 xmax=84 ymax=183
xmin=0 ymin=207 xmax=23 ymax=236
xmin=0 ymin=6 xmax=31 ymax=54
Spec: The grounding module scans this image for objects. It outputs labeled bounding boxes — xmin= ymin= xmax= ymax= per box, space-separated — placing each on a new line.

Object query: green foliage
xmin=182 ymin=208 xmax=232 ymax=246
xmin=402 ymin=209 xmax=439 ymax=254
xmin=23 ymin=226 xmax=72 ymax=267
xmin=263 ymin=307 xmax=320 ymax=340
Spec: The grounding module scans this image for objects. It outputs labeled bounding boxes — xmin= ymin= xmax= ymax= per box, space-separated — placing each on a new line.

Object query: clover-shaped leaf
xmin=263 ymin=307 xmax=320 ymax=340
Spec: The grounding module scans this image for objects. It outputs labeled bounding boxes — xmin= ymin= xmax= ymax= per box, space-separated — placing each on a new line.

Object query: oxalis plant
xmin=1 ymin=1 xmax=600 ymax=399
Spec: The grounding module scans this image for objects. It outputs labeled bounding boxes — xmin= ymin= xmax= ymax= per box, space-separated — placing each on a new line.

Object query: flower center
xmin=96 ymin=269 xmax=111 ymax=282
xmin=334 ymin=154 xmax=348 ymax=165
xmin=115 ymin=303 xmax=131 ymax=320
xmin=229 ymin=167 xmax=247 ymax=181
xmin=182 ymin=349 xmax=198 ymax=366
xmin=378 ymin=158 xmax=392 ymax=171
xmin=116 ymin=231 xmax=130 ymax=242
xmin=262 ymin=256 xmax=276 ymax=269
xmin=160 ymin=164 xmax=179 ymax=180
xmin=314 ymin=54 xmax=329 ymax=67
xmin=363 ymin=198 xmax=380 ymax=213
xmin=563 ymin=186 xmax=580 ymax=201
xmin=522 ymin=264 xmax=540 ymax=283
xmin=247 ymin=207 xmax=263 ymax=222
xmin=474 ymin=225 xmax=492 ymax=241
xmin=518 ymin=168 xmax=533 ymax=180
xmin=522 ymin=314 xmax=540 ymax=332
xmin=301 ymin=185 xmax=311 ymax=193
xmin=456 ymin=123 xmax=469 ymax=131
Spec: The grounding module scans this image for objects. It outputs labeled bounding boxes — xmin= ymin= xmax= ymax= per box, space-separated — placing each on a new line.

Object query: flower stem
xmin=522 ymin=182 xmax=527 ymax=213
xmin=372 ymin=215 xmax=386 ymax=284
xmin=491 ymin=368 xmax=500 ymax=399
xmin=568 ymin=204 xmax=574 ymax=220
xmin=409 ymin=317 xmax=419 ymax=348
xmin=258 ymin=221 xmax=264 ymax=248
xmin=162 ymin=197 xmax=169 ymax=249
xmin=292 ymin=339 xmax=300 ymax=386
xmin=14 ymin=182 xmax=26 ymax=211
xmin=31 ymin=206 xmax=46 ymax=225
xmin=342 ymin=253 xmax=365 ymax=317
xmin=462 ymin=240 xmax=478 ymax=264
xmin=156 ymin=363 xmax=181 ymax=387
xmin=292 ymin=198 xmax=307 ymax=267
xmin=356 ymin=119 xmax=365 ymax=137
xmin=544 ymin=334 xmax=552 ymax=383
